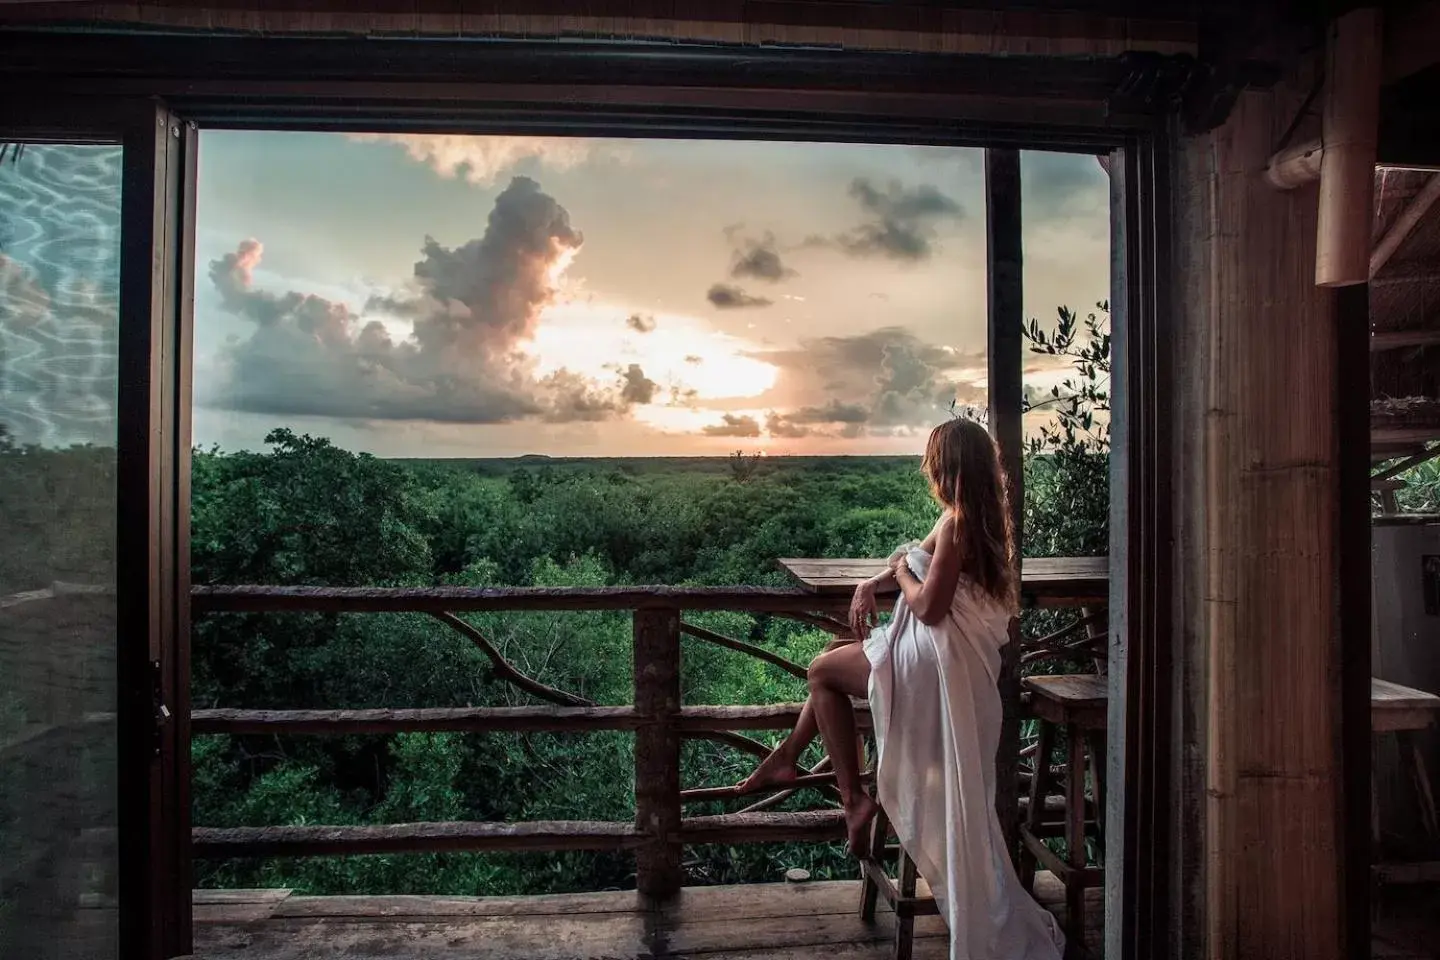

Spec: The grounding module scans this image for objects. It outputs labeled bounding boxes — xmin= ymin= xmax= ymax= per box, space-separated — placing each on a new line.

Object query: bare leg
xmin=735 ymin=697 xmax=817 ymax=792
xmin=736 ymin=638 xmax=858 ymax=793
xmin=808 ymin=643 xmax=879 ymax=854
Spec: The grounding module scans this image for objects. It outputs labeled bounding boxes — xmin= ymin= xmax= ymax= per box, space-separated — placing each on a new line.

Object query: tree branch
xmin=680 ymin=621 xmax=809 ymax=681
xmin=430 ymin=612 xmax=591 ymax=707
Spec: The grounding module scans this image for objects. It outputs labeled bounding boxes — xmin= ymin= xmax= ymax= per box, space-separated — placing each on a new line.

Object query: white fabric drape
xmin=863 ymin=542 xmax=1065 ymax=960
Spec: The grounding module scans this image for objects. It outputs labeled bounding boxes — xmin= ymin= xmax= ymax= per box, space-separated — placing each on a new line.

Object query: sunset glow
xmin=179 ymin=131 xmax=1109 ymax=457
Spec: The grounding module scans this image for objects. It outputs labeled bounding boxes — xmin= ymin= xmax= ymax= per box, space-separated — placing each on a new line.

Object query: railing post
xmin=633 ymin=606 xmax=682 ymax=899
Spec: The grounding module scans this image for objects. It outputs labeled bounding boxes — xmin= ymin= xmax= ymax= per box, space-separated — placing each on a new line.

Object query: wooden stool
xmin=858 ymin=804 xmax=939 ymax=960
xmin=1018 ymin=673 xmax=1107 ymax=955
xmin=1371 ymin=677 xmax=1440 ymax=884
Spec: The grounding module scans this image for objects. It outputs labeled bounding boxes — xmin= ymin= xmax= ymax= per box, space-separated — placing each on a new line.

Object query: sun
xmin=528 ymin=300 xmax=779 ymax=403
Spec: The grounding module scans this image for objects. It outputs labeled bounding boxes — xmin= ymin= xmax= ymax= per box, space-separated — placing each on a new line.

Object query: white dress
xmin=863 ymin=542 xmax=1065 ymax=960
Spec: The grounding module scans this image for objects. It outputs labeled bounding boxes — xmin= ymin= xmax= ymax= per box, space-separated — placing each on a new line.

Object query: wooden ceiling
xmin=0 ymin=0 xmax=1209 ymax=57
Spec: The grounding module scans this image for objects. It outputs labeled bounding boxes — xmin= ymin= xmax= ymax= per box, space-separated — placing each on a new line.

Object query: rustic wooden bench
xmin=1372 ymin=678 xmax=1440 ymax=885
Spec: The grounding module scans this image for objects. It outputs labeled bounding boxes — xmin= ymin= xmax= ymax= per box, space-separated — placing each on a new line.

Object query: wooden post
xmin=985 ymin=147 xmax=1024 ymax=855
xmin=633 ymin=607 xmax=682 ymax=899
xmin=1174 ymin=55 xmax=1349 ymax=960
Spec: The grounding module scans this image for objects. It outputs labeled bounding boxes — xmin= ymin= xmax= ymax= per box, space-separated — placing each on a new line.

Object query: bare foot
xmin=844 ymin=793 xmax=880 ymax=856
xmin=735 ymin=749 xmax=799 ymax=794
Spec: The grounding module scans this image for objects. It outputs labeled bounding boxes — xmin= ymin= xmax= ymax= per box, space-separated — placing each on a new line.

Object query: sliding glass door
xmin=0 ymin=99 xmax=194 ymax=960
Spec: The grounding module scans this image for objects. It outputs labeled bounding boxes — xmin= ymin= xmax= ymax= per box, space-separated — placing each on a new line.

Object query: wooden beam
xmin=1371 ymin=444 xmax=1440 ymax=481
xmin=1370 ymin=261 xmax=1440 ymax=286
xmin=191 ymin=810 xmax=858 ymax=859
xmin=189 ymin=703 xmax=874 ymax=736
xmin=985 ymin=146 xmax=1025 ymax=858
xmin=192 ymin=584 xmax=838 ymax=615
xmin=633 ymin=608 xmax=682 ymax=900
xmin=192 ymin=821 xmax=643 ymax=859
xmin=1373 ymin=426 xmax=1440 ymax=445
xmin=676 ymin=703 xmax=870 ymax=733
xmin=0 ymin=1 xmax=1200 ymax=56
xmin=679 ymin=810 xmax=844 ymax=845
xmin=1370 ymin=329 xmax=1440 ymax=352
xmin=1370 ymin=173 xmax=1440 ymax=278
xmin=190 ymin=706 xmax=644 ymax=736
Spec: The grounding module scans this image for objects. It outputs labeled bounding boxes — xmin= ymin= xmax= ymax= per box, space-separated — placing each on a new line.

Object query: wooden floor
xmin=191 ymin=874 xmax=1099 ymax=960
xmin=190 ymin=878 xmax=1440 ymax=959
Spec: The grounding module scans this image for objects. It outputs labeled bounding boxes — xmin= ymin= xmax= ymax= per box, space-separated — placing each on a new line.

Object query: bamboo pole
xmin=1316 ymin=7 xmax=1383 ymax=287
xmin=1264 ymin=138 xmax=1323 ymax=190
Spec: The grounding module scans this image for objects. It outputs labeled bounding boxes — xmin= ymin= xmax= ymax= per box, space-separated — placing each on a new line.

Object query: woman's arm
xmin=893 ymin=515 xmax=962 ymax=626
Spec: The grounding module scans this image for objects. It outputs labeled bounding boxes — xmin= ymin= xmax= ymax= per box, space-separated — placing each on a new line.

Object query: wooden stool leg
xmin=1019 ymin=720 xmax=1055 ymax=890
xmin=1399 ymin=731 xmax=1439 ymax=839
xmin=859 ymin=802 xmax=889 ymax=922
xmin=1065 ymin=722 xmax=1087 ymax=951
xmin=1086 ymin=730 xmax=1107 ymax=860
xmin=894 ymin=849 xmax=917 ymax=960
xmin=1372 ymin=739 xmax=1383 ymax=854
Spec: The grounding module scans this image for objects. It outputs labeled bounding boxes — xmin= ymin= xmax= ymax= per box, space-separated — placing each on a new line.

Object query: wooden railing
xmin=186 ymin=584 xmax=1104 ymax=899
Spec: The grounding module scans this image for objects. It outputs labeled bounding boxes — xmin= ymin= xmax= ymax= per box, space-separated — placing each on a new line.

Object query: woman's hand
xmin=891 ymin=555 xmax=923 ymax=608
xmin=849 ymin=578 xmax=880 ymax=640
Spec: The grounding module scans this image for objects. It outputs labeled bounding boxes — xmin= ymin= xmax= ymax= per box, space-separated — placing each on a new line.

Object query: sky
xmin=187 ymin=132 xmax=1109 ymax=457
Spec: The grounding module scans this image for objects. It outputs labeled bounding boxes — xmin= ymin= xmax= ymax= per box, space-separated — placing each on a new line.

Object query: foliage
xmin=1385 ymin=457 xmax=1440 ymax=514
xmin=1021 ymin=303 xmax=1110 ymax=559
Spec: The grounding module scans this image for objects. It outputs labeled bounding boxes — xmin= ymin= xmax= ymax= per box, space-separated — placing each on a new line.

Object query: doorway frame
xmin=1 ymin=33 xmax=1180 ymax=960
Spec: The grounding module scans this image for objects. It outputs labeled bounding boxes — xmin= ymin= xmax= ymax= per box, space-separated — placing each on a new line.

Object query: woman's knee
xmin=808 ymin=649 xmax=840 ymax=692
xmin=809 ymin=645 xmax=866 ymax=695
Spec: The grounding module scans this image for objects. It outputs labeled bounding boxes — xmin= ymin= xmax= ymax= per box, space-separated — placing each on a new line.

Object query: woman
xmin=737 ymin=418 xmax=1065 ymax=960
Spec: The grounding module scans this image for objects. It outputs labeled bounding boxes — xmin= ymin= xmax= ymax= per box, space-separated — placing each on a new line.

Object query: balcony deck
xmin=190 ymin=875 xmax=1097 ymax=960
xmin=189 ymin=878 xmax=1440 ymax=959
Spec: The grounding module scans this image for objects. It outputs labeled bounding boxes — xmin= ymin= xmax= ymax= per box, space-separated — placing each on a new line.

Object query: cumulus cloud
xmin=203 ymin=176 xmax=649 ymax=425
xmin=625 ymin=313 xmax=657 ymax=333
xmin=707 ymin=283 xmax=772 ymax=309
xmin=703 ymin=413 xmax=762 ymax=438
xmin=747 ymin=327 xmax=984 ymax=438
xmin=347 ymin=133 xmax=600 ymax=186
xmin=730 ymin=233 xmax=795 ymax=283
xmin=617 ymin=363 xmax=659 ymax=405
xmin=812 ymin=178 xmax=964 ymax=262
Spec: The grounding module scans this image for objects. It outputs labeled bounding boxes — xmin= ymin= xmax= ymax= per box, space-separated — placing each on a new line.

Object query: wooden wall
xmin=1170 ymin=53 xmax=1354 ymax=960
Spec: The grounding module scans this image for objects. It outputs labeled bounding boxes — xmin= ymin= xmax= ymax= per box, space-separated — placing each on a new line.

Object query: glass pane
xmin=0 ymin=142 xmax=122 ymax=959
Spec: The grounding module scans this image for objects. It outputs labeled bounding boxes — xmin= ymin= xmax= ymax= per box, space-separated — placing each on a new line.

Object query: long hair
xmin=921 ymin=418 xmax=1018 ymax=611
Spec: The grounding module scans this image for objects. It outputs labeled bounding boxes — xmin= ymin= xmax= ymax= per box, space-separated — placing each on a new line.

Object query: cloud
xmin=625 ymin=313 xmax=657 ymax=333
xmin=203 ymin=176 xmax=650 ymax=425
xmin=707 ymin=283 xmax=773 ymax=309
xmin=1023 ymin=151 xmax=1108 ymax=217
xmin=812 ymin=178 xmax=965 ymax=262
xmin=702 ymin=413 xmax=762 ymax=437
xmin=744 ymin=327 xmax=985 ymax=438
xmin=618 ymin=363 xmax=659 ymax=405
xmin=347 ymin=133 xmax=600 ymax=186
xmin=730 ymin=233 xmax=796 ymax=283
